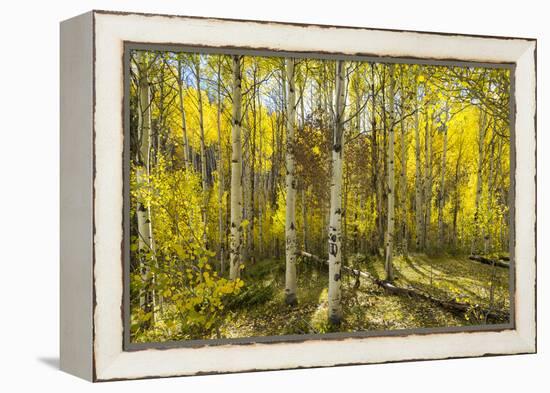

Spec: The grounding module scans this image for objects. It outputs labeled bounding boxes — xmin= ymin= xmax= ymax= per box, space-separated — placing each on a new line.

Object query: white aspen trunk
xmin=177 ymin=58 xmax=191 ymax=169
xmin=399 ymin=73 xmax=408 ymax=255
xmin=385 ymin=65 xmax=396 ymax=282
xmin=229 ymin=56 xmax=243 ymax=280
xmin=379 ymin=67 xmax=390 ymax=253
xmin=471 ymin=110 xmax=486 ymax=255
xmin=242 ymin=150 xmax=252 ymax=263
xmin=369 ymin=64 xmax=383 ymax=251
xmin=424 ymin=111 xmax=432 ymax=249
xmin=258 ymin=183 xmax=263 ymax=257
xmin=328 ymin=60 xmax=346 ymax=325
xmin=299 ymin=77 xmax=308 ymax=253
xmin=216 ymin=61 xmax=225 ymax=274
xmin=485 ymin=133 xmax=495 ymax=254
xmin=496 ymin=137 xmax=505 ymax=250
xmin=352 ymin=193 xmax=358 ymax=254
xmin=248 ymin=66 xmax=258 ymax=264
xmin=452 ymin=140 xmax=463 ymax=250
xmin=414 ymin=100 xmax=423 ymax=250
xmin=155 ymin=68 xmax=165 ymax=167
xmin=302 ymin=186 xmax=308 ymax=251
xmin=376 ymin=157 xmax=384 ymax=249
xmin=136 ymin=56 xmax=155 ymax=324
xmin=438 ymin=124 xmax=448 ymax=249
xmin=284 ymin=58 xmax=298 ymax=306
xmin=300 ymin=78 xmax=306 ymax=130
xmin=359 ymin=193 xmax=366 ymax=253
xmin=194 ymin=57 xmax=209 ymax=248
xmin=258 ymin=87 xmax=264 ymax=258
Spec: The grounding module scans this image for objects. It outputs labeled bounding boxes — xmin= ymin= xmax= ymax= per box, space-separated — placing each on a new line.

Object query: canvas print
xmin=127 ymin=49 xmax=512 ymax=344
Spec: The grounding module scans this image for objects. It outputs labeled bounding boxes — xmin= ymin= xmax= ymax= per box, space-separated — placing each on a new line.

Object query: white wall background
xmin=0 ymin=0 xmax=545 ymax=391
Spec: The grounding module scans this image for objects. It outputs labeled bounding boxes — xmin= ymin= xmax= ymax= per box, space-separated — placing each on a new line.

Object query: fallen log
xmin=300 ymin=251 xmax=508 ymax=322
xmin=300 ymin=251 xmax=327 ymax=265
xmin=469 ymin=255 xmax=510 ymax=269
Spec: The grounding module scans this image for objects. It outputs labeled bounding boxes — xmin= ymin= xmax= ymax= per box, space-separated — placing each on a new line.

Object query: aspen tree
xmin=258 ymin=83 xmax=264 ymax=258
xmin=385 ymin=64 xmax=396 ymax=282
xmin=399 ymin=66 xmax=408 ymax=254
xmin=437 ymin=104 xmax=449 ymax=249
xmin=414 ymin=84 xmax=424 ymax=251
xmin=193 ymin=55 xmax=209 ymax=246
xmin=284 ymin=58 xmax=298 ymax=306
xmin=328 ymin=60 xmax=346 ymax=324
xmin=452 ymin=137 xmax=465 ymax=249
xmin=423 ymin=109 xmax=433 ymax=249
xmin=471 ymin=109 xmax=487 ymax=255
xmin=216 ymin=59 xmax=226 ymax=273
xmin=177 ymin=56 xmax=191 ymax=169
xmin=136 ymin=53 xmax=156 ymax=325
xmin=229 ymin=55 xmax=243 ymax=280
xmin=485 ymin=130 xmax=496 ymax=254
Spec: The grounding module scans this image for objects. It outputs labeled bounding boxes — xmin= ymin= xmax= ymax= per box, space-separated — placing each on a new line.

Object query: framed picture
xmin=60 ymin=10 xmax=536 ymax=381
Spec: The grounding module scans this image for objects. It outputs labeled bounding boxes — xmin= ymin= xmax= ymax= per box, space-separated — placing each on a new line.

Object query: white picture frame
xmin=60 ymin=10 xmax=536 ymax=381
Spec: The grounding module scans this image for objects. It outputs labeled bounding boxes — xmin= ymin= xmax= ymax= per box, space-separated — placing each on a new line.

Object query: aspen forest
xmin=128 ymin=49 xmax=512 ymax=343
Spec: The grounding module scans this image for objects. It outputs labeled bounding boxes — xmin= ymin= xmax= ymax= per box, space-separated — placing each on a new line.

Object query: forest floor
xmin=219 ymin=253 xmax=511 ymax=338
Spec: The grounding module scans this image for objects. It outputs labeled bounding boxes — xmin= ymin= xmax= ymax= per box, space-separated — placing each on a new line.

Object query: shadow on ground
xmin=37 ymin=357 xmax=59 ymax=370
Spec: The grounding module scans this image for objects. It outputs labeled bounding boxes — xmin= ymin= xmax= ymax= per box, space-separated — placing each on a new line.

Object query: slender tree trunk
xmin=399 ymin=71 xmax=408 ymax=255
xmin=155 ymin=69 xmax=165 ymax=167
xmin=258 ymin=88 xmax=264 ymax=259
xmin=245 ymin=64 xmax=258 ymax=265
xmin=328 ymin=60 xmax=346 ymax=325
xmin=284 ymin=58 xmax=298 ymax=306
xmin=229 ymin=56 xmax=243 ymax=280
xmin=243 ymin=148 xmax=252 ymax=263
xmin=302 ymin=186 xmax=308 ymax=251
xmin=353 ymin=193 xmax=359 ymax=254
xmin=380 ymin=68 xmax=388 ymax=252
xmin=136 ymin=56 xmax=155 ymax=326
xmin=385 ymin=65 xmax=396 ymax=282
xmin=177 ymin=58 xmax=191 ymax=169
xmin=216 ymin=61 xmax=226 ymax=274
xmin=452 ymin=138 xmax=464 ymax=250
xmin=369 ymin=64 xmax=382 ymax=252
xmin=438 ymin=123 xmax=448 ymax=249
xmin=485 ymin=133 xmax=495 ymax=254
xmin=356 ymin=77 xmax=365 ymax=254
xmin=414 ymin=78 xmax=424 ymax=251
xmin=270 ymin=115 xmax=278 ymax=207
xmin=343 ymin=169 xmax=349 ymax=262
xmin=194 ymin=57 xmax=209 ymax=247
xmin=299 ymin=77 xmax=308 ymax=253
xmin=359 ymin=193 xmax=366 ymax=253
xmin=471 ymin=110 xmax=486 ymax=255
xmin=423 ymin=110 xmax=432 ymax=250
xmin=495 ymin=137 xmax=505 ymax=251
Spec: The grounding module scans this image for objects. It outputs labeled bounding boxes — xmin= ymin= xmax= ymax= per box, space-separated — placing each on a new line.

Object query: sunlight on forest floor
xmin=216 ymin=253 xmax=510 ymax=339
xmin=131 ymin=254 xmax=510 ymax=342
